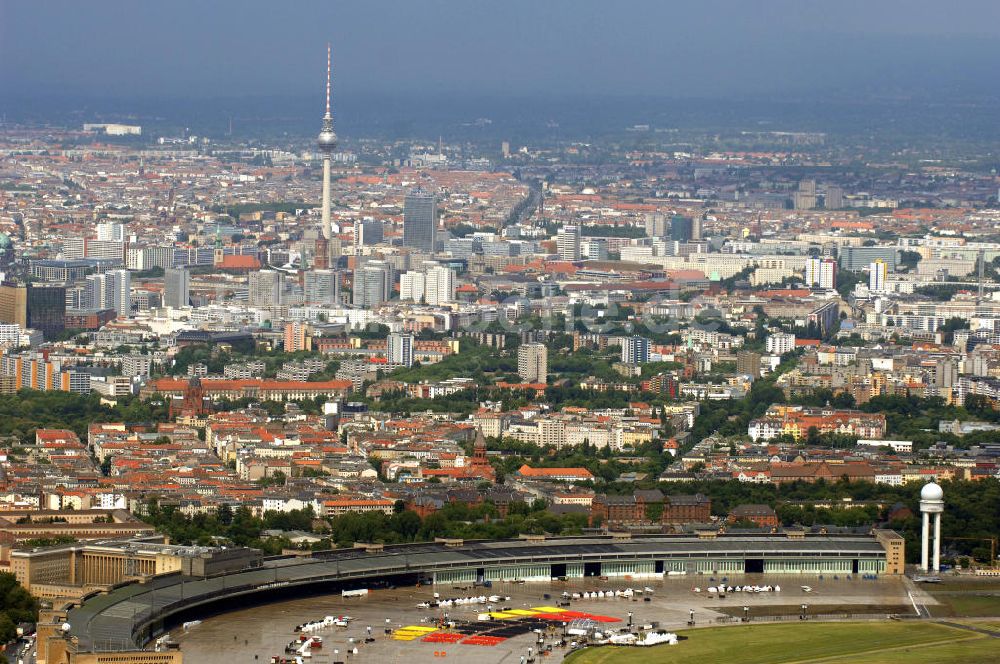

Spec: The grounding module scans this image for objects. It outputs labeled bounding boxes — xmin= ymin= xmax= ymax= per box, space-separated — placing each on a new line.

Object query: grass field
xmin=925 ymin=579 xmax=1000 ymax=617
xmin=930 ymin=593 xmax=1000 ymax=617
xmin=563 ymin=622 xmax=997 ymax=664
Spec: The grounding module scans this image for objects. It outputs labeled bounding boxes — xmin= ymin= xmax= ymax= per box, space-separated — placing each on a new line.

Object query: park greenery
xmin=139 ymin=473 xmax=999 ymax=565
xmin=142 ymin=500 xmax=588 ymax=554
xmin=0 ymin=391 xmax=166 ymax=445
xmin=0 ymin=572 xmax=39 ymax=644
xmin=209 ymin=201 xmax=315 ymax=218
xmin=167 ymin=344 xmax=340 ymax=381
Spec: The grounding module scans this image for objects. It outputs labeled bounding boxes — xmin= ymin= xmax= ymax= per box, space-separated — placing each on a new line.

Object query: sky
xmin=2 ymin=0 xmax=999 ymax=103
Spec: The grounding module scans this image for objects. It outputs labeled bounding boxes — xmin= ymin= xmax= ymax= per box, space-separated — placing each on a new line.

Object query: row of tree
xmin=142 ymin=500 xmax=589 ymax=553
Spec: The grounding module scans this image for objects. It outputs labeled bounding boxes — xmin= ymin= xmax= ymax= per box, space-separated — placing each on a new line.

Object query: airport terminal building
xmin=32 ymin=530 xmax=905 ymax=663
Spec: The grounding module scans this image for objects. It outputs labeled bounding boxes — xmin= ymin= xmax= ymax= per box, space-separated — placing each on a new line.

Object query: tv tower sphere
xmin=317 ymin=44 xmax=338 ymax=153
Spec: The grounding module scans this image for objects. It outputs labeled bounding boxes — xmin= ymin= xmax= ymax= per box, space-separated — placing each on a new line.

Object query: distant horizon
xmin=4 ymin=1 xmax=1000 ymax=106
xmin=5 ymin=91 xmax=1000 ymax=146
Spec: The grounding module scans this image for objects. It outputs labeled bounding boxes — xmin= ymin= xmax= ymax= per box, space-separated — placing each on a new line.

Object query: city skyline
xmin=0 ymin=4 xmax=998 ymax=663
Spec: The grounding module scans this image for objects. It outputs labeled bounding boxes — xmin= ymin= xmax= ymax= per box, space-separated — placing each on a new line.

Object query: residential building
xmin=518 ymin=343 xmax=548 ymax=383
xmin=737 ymin=350 xmax=762 ymax=377
xmin=284 ymin=322 xmax=311 ymax=352
xmin=766 ymin=332 xmax=797 ymax=355
xmin=621 ymin=336 xmax=650 ymax=365
xmin=805 ymin=257 xmax=837 ymax=289
xmin=869 ymin=260 xmax=888 ymax=293
xmin=557 ymin=225 xmax=581 ymax=261
xmin=387 ymin=333 xmax=414 ymax=367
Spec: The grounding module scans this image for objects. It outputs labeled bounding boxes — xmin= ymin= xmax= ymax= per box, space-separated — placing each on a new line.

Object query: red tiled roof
xmin=217 ymin=254 xmax=261 ymax=270
xmin=517 ymin=464 xmax=594 ymax=479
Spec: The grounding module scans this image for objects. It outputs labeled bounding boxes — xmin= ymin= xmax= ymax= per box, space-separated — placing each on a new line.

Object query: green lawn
xmin=928 ymin=592 xmax=1000 ymax=617
xmin=830 ymin=636 xmax=998 ymax=664
xmin=563 ymin=622 xmax=984 ymax=664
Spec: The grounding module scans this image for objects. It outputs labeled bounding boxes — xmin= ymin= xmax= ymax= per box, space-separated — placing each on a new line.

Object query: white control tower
xmin=919 ymin=482 xmax=944 ymax=572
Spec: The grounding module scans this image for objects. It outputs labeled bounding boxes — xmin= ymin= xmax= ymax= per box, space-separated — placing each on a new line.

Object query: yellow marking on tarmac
xmin=391 ymin=625 xmax=438 ymax=641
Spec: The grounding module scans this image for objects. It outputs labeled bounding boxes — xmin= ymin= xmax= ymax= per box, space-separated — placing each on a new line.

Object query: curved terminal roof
xmin=67 ymin=534 xmax=886 ymax=651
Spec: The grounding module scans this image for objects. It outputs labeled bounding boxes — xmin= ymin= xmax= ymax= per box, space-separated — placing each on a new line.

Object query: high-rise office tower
xmin=315 ymin=44 xmax=338 ymax=270
xmin=670 ymin=216 xmax=693 ymax=242
xmin=0 ymin=284 xmax=27 ymax=328
xmin=691 ymin=216 xmax=703 ymax=241
xmin=82 ymin=275 xmax=100 ymax=311
xmin=27 ymin=284 xmax=66 ymax=338
xmin=645 ymin=213 xmax=668 ymax=238
xmin=518 ymin=343 xmax=548 ymax=383
xmin=621 ymin=336 xmax=650 ymax=365
xmin=403 ymin=189 xmax=437 ymax=251
xmin=794 ymin=179 xmax=818 ymax=210
xmin=840 ymin=246 xmax=897 ymax=272
xmin=352 ymin=260 xmax=393 ymax=308
xmin=85 ymin=271 xmax=131 ymax=318
xmin=354 ymin=219 xmax=384 ymax=249
xmin=825 ymin=186 xmax=844 ymax=210
xmin=556 ymin=225 xmax=581 ymax=261
xmin=111 ymin=270 xmax=131 ymax=318
xmin=304 ymin=269 xmax=340 ymax=305
xmin=164 ymin=267 xmax=190 ymax=308
xmin=387 ymin=332 xmax=414 ymax=367
xmin=248 ymin=269 xmax=283 ymax=308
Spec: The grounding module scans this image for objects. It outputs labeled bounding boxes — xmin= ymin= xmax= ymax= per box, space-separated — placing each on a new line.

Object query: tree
xmin=217 ymin=503 xmax=234 ymax=526
xmin=939 ymin=317 xmax=970 ymax=344
xmin=898 ymin=250 xmax=922 ymax=270
xmin=0 ymin=572 xmax=38 ymax=643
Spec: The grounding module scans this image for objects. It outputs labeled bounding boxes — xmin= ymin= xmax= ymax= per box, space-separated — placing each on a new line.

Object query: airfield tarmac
xmin=170 ymin=574 xmax=921 ymax=664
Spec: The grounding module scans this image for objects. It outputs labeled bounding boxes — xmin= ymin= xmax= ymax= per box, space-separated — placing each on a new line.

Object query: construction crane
xmin=942 ymin=536 xmax=997 ymax=567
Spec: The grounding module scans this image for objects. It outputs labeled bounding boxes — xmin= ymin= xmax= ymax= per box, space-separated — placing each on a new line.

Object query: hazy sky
xmin=3 ymin=0 xmax=1000 ymax=101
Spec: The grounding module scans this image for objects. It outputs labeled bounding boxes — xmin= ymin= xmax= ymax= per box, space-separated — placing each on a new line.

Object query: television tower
xmin=315 ymin=43 xmax=338 ymax=269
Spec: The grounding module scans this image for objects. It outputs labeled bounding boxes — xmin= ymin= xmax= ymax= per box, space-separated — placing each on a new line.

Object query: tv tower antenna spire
xmin=315 ymin=43 xmax=338 ymax=266
xmin=325 ymin=43 xmax=332 ymax=119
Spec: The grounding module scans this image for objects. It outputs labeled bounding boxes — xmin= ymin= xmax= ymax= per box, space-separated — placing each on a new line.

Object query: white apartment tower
xmin=869 ymin=259 xmax=888 ymax=293
xmin=805 ymin=257 xmax=837 ymax=289
xmin=518 ymin=343 xmax=548 ymax=383
xmin=387 ymin=333 xmax=414 ymax=367
xmin=556 ymin=225 xmax=581 ymax=261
